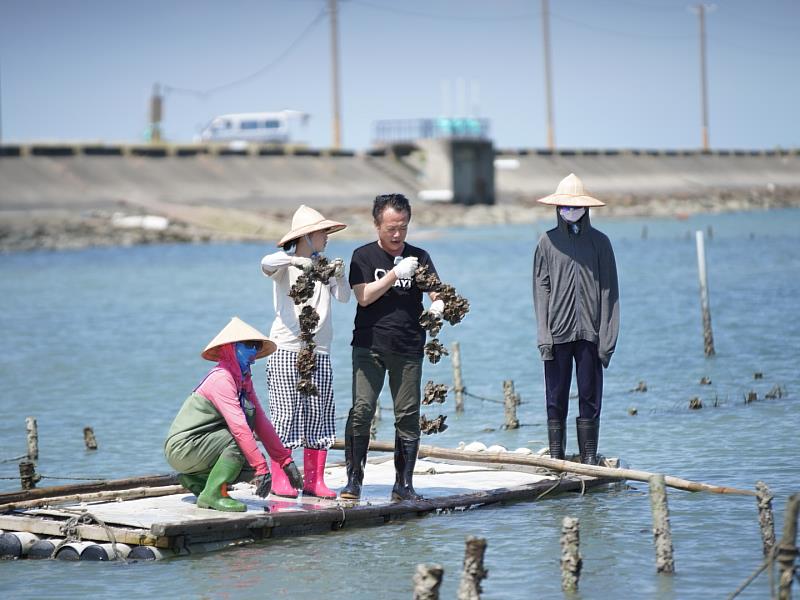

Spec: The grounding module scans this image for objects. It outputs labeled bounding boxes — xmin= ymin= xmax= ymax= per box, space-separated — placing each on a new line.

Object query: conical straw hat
xmin=277 ymin=205 xmax=347 ymax=247
xmin=536 ymin=173 xmax=605 ymax=207
xmin=202 ymin=316 xmax=277 ymax=361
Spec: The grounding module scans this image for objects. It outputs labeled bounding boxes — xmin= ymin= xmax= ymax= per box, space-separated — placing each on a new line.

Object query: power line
xmin=163 ymin=8 xmax=327 ymax=98
xmin=346 ymin=0 xmax=537 ymax=22
xmin=551 ymin=11 xmax=693 ymax=40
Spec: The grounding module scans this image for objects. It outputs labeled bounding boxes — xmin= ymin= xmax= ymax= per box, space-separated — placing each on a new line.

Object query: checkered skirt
xmin=266 ymin=348 xmax=335 ymax=449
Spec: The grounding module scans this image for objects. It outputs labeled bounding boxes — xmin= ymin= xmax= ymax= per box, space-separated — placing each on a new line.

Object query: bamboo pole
xmin=649 ymin=474 xmax=675 ymax=574
xmin=413 ymin=563 xmax=444 ymax=600
xmin=560 ymin=516 xmax=581 ymax=591
xmin=695 ymin=230 xmax=716 ymax=356
xmin=756 ymin=481 xmax=776 ymax=558
xmin=0 ymin=484 xmax=185 ymax=512
xmin=777 ymin=493 xmax=799 ymax=600
xmin=25 ymin=417 xmax=38 ymax=461
xmin=457 ymin=536 xmax=487 ymax=600
xmin=0 ymin=473 xmax=179 ymax=505
xmin=331 ymin=439 xmax=756 ymax=496
xmin=452 ymin=342 xmax=465 ymax=413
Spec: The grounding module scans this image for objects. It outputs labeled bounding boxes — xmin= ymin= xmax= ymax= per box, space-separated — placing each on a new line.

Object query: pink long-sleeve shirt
xmin=195 ymin=344 xmax=291 ymax=475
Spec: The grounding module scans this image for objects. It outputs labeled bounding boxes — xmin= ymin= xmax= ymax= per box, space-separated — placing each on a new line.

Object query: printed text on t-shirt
xmin=375 ymin=268 xmax=413 ymax=289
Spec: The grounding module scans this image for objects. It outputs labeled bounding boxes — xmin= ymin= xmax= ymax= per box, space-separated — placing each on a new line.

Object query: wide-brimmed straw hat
xmin=202 ymin=316 xmax=277 ymax=361
xmin=536 ymin=173 xmax=605 ymax=207
xmin=277 ymin=205 xmax=347 ymax=247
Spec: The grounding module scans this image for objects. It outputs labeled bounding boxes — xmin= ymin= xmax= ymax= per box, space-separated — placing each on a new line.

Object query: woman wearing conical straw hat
xmin=164 ymin=317 xmax=304 ymax=512
xmin=532 ymin=174 xmax=620 ymax=466
xmin=260 ymin=205 xmax=349 ymax=499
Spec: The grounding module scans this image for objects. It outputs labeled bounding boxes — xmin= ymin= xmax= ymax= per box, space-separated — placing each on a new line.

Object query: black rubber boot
xmin=547 ymin=419 xmax=566 ymax=460
xmin=576 ymin=418 xmax=600 ymax=465
xmin=339 ymin=435 xmax=369 ymax=500
xmin=391 ymin=435 xmax=422 ymax=501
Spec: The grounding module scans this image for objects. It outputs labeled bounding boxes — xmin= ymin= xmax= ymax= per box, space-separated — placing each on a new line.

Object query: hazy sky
xmin=1 ymin=0 xmax=797 ymax=150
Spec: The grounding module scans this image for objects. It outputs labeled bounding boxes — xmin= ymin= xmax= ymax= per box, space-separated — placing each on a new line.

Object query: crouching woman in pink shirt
xmin=164 ymin=317 xmax=303 ymax=512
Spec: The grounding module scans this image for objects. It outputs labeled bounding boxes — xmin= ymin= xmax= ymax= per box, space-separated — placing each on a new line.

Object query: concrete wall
xmin=494 ymin=149 xmax=800 ymax=200
xmin=1 ymin=144 xmax=798 ymax=215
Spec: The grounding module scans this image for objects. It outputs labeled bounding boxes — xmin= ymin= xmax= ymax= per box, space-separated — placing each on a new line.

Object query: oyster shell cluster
xmin=288 ymin=257 xmax=340 ymax=395
xmin=414 ymin=264 xmax=470 ymax=435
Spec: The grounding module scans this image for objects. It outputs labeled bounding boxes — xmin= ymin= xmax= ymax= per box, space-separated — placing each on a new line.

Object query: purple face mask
xmin=559 ymin=207 xmax=586 ymax=223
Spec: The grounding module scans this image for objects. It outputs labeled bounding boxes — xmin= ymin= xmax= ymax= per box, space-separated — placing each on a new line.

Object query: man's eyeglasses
xmin=242 ymin=340 xmax=262 ymax=351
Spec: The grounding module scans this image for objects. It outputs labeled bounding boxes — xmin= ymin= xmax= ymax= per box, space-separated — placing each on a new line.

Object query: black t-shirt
xmin=349 ymin=241 xmax=438 ymax=357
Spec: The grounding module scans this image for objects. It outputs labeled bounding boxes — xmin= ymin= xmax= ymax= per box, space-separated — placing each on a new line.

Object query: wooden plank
xmin=152 ymin=475 xmax=612 ymax=539
xmin=333 ymin=440 xmax=756 ymax=496
xmin=0 ymin=514 xmax=169 ymax=548
xmin=0 ymin=473 xmax=179 ymax=505
xmin=0 ymin=485 xmax=185 ymax=513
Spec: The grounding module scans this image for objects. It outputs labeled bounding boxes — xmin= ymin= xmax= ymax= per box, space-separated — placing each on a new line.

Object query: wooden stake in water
xmin=756 ymin=481 xmax=776 ymax=558
xmin=560 ymin=516 xmax=582 ymax=591
xmin=452 ymin=342 xmax=465 ymax=413
xmin=695 ymin=230 xmax=716 ymax=356
xmin=26 ymin=417 xmax=38 ymax=461
xmin=502 ymin=380 xmax=519 ymax=430
xmin=83 ymin=427 xmax=98 ymax=450
xmin=649 ymin=474 xmax=675 ymax=573
xmin=777 ymin=493 xmax=799 ymax=600
xmin=18 ymin=460 xmax=39 ymax=490
xmin=457 ymin=536 xmax=488 ymax=600
xmin=412 ymin=564 xmax=444 ymax=600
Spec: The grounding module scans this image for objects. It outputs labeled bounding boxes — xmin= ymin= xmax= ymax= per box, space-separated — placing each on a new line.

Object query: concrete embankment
xmin=1 ymin=144 xmax=798 ymax=251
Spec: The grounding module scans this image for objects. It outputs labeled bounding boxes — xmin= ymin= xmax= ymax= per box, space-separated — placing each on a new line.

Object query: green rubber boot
xmin=196 ymin=456 xmax=247 ymax=512
xmin=178 ymin=473 xmax=208 ymax=496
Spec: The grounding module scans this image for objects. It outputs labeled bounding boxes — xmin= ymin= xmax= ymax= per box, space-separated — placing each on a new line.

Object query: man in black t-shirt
xmin=340 ymin=194 xmax=444 ymax=501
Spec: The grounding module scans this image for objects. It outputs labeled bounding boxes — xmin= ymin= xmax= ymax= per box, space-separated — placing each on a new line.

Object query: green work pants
xmin=346 ymin=346 xmax=422 ymax=440
xmin=164 ymin=427 xmax=254 ymax=483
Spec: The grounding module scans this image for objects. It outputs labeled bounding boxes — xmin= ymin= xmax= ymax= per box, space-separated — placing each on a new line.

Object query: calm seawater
xmin=1 ymin=209 xmax=798 ymax=599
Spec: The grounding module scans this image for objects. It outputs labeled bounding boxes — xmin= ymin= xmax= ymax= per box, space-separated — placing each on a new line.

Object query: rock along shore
xmin=1 ymin=186 xmax=798 ymax=253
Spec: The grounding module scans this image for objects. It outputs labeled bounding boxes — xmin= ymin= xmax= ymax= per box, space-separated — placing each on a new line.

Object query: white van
xmin=197 ymin=110 xmax=309 ymax=144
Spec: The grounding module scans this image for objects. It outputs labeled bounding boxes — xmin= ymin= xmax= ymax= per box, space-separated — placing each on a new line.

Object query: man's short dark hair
xmin=373 ymin=193 xmax=411 ymax=224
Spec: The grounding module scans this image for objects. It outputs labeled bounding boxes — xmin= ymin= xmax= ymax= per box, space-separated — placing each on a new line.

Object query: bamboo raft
xmin=1 ymin=439 xmax=755 ymax=561
xmin=0 ymin=448 xmax=621 ymax=561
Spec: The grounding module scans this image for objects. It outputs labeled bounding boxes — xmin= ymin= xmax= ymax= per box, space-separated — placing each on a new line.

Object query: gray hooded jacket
xmin=532 ymin=211 xmax=619 ymax=367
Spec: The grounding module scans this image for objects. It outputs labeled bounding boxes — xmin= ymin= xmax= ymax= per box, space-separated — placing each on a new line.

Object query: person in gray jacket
xmin=532 ymin=173 xmax=619 ymax=465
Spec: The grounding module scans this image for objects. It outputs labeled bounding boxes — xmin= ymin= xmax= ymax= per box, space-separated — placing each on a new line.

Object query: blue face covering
xmin=235 ymin=341 xmax=259 ymax=375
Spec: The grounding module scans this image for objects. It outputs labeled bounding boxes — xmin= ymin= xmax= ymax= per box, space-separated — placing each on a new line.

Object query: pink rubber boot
xmin=270 ymin=455 xmax=298 ymax=498
xmin=302 ymin=448 xmax=336 ymax=499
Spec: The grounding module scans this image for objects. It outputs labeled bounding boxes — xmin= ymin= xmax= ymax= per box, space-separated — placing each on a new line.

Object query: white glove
xmin=332 ymin=258 xmax=345 ymax=279
xmin=290 ymin=256 xmax=313 ymax=271
xmin=429 ymin=299 xmax=445 ymax=318
xmin=393 ymin=256 xmax=418 ymax=279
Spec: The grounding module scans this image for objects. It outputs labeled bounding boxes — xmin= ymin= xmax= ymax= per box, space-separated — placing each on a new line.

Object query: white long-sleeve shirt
xmin=261 ymin=250 xmax=350 ymax=354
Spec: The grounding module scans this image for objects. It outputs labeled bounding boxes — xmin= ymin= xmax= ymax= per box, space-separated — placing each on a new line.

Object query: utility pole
xmin=329 ymin=0 xmax=342 ymax=149
xmin=0 ymin=58 xmax=4 ymax=146
xmin=695 ymin=4 xmax=713 ymax=152
xmin=541 ymin=0 xmax=555 ymax=151
xmin=149 ymin=83 xmax=163 ymax=143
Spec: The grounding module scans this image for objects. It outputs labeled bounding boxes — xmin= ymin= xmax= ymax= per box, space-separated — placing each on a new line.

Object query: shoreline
xmin=2 ymin=187 xmax=799 ymax=253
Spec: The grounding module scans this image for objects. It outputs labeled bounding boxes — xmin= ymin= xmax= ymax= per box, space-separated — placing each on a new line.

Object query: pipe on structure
xmin=81 ymin=543 xmax=132 ymax=561
xmin=54 ymin=541 xmax=96 ymax=561
xmin=129 ymin=545 xmax=169 ymax=560
xmin=0 ymin=531 xmax=40 ymax=559
xmin=28 ymin=538 xmax=58 ymax=559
